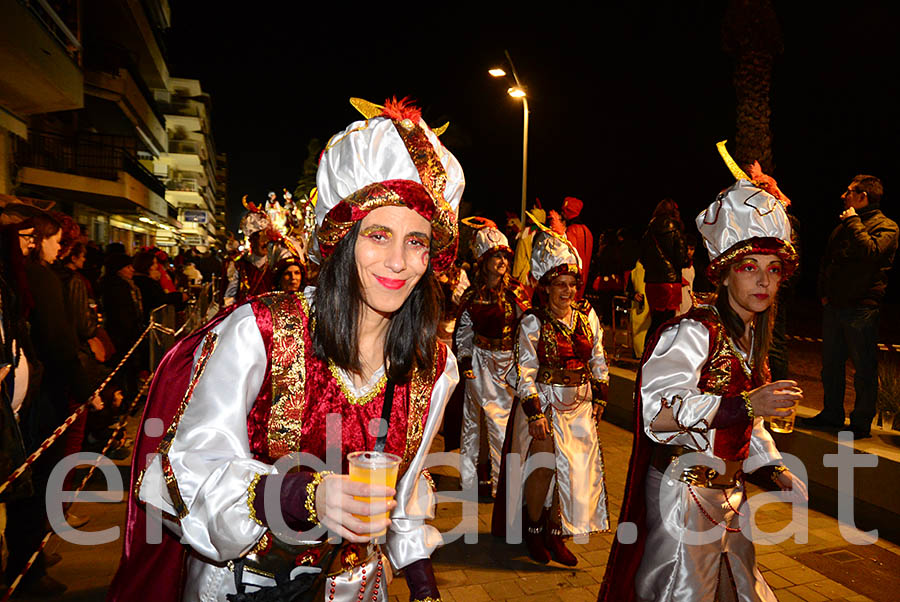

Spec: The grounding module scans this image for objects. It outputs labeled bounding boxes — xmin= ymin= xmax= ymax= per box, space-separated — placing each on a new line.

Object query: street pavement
xmin=6 ymin=417 xmax=900 ymax=601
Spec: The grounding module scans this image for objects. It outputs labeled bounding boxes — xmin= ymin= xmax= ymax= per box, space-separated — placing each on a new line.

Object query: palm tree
xmin=722 ymin=0 xmax=783 ymax=172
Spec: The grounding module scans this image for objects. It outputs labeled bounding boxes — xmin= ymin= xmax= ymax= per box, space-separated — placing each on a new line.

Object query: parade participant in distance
xmin=494 ymin=218 xmax=610 ymax=566
xmin=273 ymin=256 xmax=305 ymax=293
xmin=223 ymin=201 xmax=274 ymax=306
xmin=455 ymin=220 xmax=530 ymax=497
xmin=108 ymin=96 xmax=463 ymax=602
xmin=599 ymin=143 xmax=808 ymax=602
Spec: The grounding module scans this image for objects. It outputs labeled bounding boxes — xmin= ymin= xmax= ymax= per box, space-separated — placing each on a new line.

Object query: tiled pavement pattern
xmin=6 ymin=417 xmax=900 ymax=600
xmin=386 ymin=420 xmax=900 ymax=602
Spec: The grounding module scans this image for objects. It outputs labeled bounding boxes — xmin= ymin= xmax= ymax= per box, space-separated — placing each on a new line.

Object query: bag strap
xmin=374 ymin=379 xmax=395 ymax=453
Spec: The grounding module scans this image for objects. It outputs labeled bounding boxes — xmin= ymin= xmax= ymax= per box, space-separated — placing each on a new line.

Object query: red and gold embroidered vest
xmin=687 ymin=305 xmax=767 ymax=461
xmin=527 ymin=302 xmax=595 ymax=372
xmin=458 ymin=279 xmax=530 ymax=349
xmin=245 ymin=293 xmax=447 ymax=476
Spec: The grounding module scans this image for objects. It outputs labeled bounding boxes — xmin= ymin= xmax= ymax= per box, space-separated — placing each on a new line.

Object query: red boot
xmin=544 ymin=515 xmax=578 ymax=566
xmin=524 ymin=510 xmax=550 ymax=564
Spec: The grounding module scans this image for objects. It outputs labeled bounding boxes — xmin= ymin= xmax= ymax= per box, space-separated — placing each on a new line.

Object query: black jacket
xmin=55 ymin=264 xmax=98 ymax=343
xmin=639 ymin=216 xmax=687 ymax=284
xmin=133 ymin=274 xmax=184 ymax=324
xmin=24 ymin=262 xmax=93 ymax=408
xmin=818 ymin=204 xmax=899 ymax=308
xmin=100 ymin=275 xmax=144 ymax=355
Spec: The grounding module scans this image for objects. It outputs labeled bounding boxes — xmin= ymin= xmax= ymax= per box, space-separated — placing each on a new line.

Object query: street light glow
xmin=489 ymin=68 xmax=506 ymax=77
xmin=507 ymin=87 xmax=526 ymax=98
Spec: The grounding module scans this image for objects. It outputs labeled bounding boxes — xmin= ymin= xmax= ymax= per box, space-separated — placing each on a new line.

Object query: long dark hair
xmin=313 ymin=221 xmax=442 ymax=382
xmin=714 ymin=279 xmax=775 ymax=374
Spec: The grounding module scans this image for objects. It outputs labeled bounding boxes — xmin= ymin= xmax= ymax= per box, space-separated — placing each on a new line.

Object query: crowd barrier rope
xmin=0 ymin=280 xmax=219 ymax=598
xmin=1 ymin=377 xmax=153 ymax=602
xmin=0 ymin=280 xmax=215 ymax=501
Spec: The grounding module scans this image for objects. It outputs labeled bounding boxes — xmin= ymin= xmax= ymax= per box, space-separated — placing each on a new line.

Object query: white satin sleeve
xmin=138 ymin=303 xmax=274 ymax=562
xmin=640 ymin=319 xmax=719 ymax=451
xmin=512 ymin=313 xmax=541 ymax=399
xmin=749 ymin=417 xmax=783 ymax=466
xmin=454 ymin=308 xmax=474 ymax=360
xmin=586 ymin=307 xmax=609 ymax=383
xmin=384 ymin=348 xmax=459 ymax=569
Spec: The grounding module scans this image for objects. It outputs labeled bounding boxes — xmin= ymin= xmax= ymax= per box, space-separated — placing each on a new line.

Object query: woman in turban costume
xmin=108 ymin=97 xmax=463 ymax=602
xmin=493 ymin=222 xmax=610 ymax=567
xmin=598 ymin=145 xmax=808 ymax=602
xmin=454 ymin=222 xmax=530 ymax=497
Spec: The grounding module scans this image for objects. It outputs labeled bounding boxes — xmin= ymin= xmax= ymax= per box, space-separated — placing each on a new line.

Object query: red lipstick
xmin=375 ymin=276 xmax=406 ymax=290
xmin=752 ymin=294 xmax=769 ymax=300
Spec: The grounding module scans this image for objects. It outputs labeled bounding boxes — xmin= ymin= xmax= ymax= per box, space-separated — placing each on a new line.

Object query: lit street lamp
xmin=489 ymin=51 xmax=529 ymax=224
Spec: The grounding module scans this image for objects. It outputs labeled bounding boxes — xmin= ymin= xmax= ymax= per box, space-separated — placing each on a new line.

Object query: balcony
xmin=14 ymin=131 xmax=168 ymax=218
xmin=0 ymin=0 xmax=83 ymax=117
xmin=83 ymin=40 xmax=167 ymax=153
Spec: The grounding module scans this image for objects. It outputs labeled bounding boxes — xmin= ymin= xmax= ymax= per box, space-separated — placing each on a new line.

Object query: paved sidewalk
xmin=7 ymin=419 xmax=900 ymax=601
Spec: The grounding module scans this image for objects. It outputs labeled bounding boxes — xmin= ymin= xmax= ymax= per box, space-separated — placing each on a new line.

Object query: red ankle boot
xmin=544 ymin=516 xmax=578 ymax=566
xmin=524 ymin=510 xmax=550 ymax=564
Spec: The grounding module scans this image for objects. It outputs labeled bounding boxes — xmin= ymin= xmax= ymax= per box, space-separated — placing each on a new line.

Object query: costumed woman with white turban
xmin=454 ymin=222 xmax=530 ymax=497
xmin=492 ymin=220 xmax=610 ymax=567
xmin=598 ymin=143 xmax=808 ymax=602
xmin=108 ymin=97 xmax=463 ymax=602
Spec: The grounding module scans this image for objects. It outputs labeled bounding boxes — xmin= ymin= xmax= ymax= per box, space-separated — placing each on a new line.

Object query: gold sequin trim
xmin=248 ymin=532 xmax=271 ymax=556
xmin=402 ymin=342 xmax=442 ymax=470
xmin=328 ymin=360 xmax=388 ymax=406
xmin=770 ymin=464 xmax=788 ymax=486
xmin=160 ymin=454 xmax=189 ymax=519
xmin=266 ymin=293 xmax=310 ymax=458
xmin=527 ymin=412 xmax=547 ymax=424
xmin=305 ymin=471 xmax=334 ymax=526
xmin=411 ymin=598 xmax=443 ymax=602
xmin=246 ymin=472 xmax=265 ymax=527
xmin=741 ymin=391 xmax=754 ymax=419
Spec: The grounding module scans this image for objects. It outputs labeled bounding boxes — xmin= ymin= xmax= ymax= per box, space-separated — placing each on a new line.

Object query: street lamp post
xmin=490 ymin=50 xmax=529 ymax=224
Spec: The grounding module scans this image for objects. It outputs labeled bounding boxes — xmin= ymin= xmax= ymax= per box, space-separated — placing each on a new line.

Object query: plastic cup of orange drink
xmin=769 ymin=400 xmax=796 ymax=434
xmin=347 ymin=451 xmax=401 ymax=538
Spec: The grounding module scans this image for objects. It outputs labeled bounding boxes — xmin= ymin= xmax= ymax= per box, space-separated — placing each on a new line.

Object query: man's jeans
xmin=821 ymin=304 xmax=880 ymax=431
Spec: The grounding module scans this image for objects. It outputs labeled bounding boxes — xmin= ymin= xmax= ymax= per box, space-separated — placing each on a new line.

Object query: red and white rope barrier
xmin=1 ymin=376 xmax=152 ymax=601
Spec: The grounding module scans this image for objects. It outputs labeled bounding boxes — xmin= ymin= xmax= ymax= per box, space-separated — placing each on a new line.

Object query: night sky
xmin=165 ymin=3 xmax=900 ymax=301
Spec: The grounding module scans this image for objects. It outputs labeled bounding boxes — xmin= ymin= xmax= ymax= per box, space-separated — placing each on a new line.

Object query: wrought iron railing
xmin=14 ymin=131 xmax=167 ymax=198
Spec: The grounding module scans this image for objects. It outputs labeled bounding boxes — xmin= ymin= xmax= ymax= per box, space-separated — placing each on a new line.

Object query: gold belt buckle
xmin=679 ymin=465 xmax=719 ymax=488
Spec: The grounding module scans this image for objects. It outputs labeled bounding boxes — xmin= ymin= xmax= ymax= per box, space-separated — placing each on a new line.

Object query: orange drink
xmin=347 ymin=451 xmax=401 ymax=538
xmin=769 ymin=397 xmax=796 ymax=434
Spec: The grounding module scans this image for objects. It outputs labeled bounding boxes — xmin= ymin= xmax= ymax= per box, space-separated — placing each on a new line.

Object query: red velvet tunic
xmin=457 ymin=278 xmax=530 ymax=349
xmin=529 ymin=302 xmax=595 ymax=373
xmin=245 ymin=293 xmax=446 ymax=474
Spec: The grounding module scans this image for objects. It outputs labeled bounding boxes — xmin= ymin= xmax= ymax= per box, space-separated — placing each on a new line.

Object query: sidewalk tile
xmin=776 ymin=565 xmax=826 ymax=585
xmin=517 ymin=572 xmax=568 ymax=595
xmin=445 ymin=584 xmax=492 ymax=602
xmin=806 ymin=579 xmax=858 ymax=598
xmin=563 ymin=569 xmax=601 ymax=587
xmin=771 ymin=591 xmax=807 ymax=602
xmin=480 ymin=578 xmax=527 ymax=600
xmin=757 ymin=551 xmax=801 ymax=570
xmin=762 ymin=570 xmax=793 ymax=589
xmin=786 ymin=584 xmax=828 ymax=601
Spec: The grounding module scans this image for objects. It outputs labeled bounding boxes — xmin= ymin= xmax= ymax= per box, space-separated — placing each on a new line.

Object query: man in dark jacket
xmin=803 ymin=175 xmax=898 ymax=439
xmin=639 ymin=199 xmax=687 ymax=338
